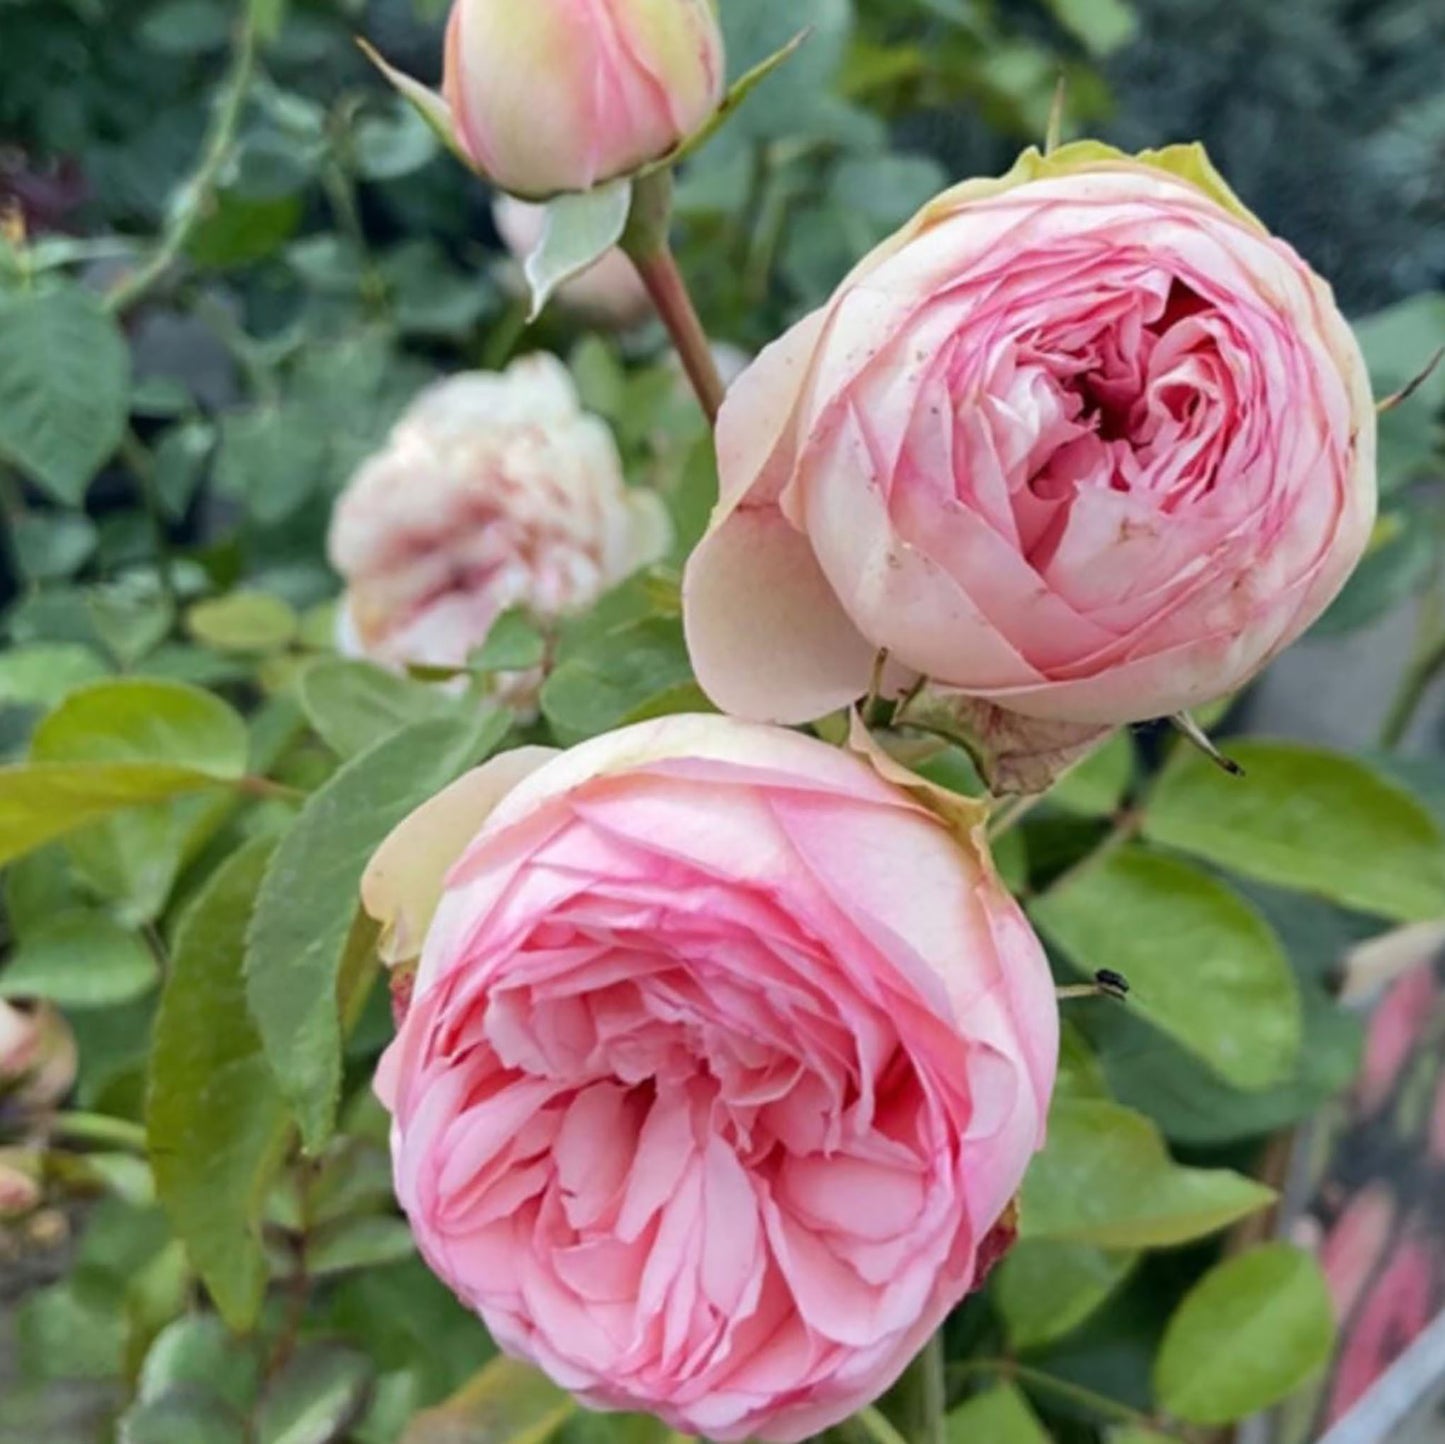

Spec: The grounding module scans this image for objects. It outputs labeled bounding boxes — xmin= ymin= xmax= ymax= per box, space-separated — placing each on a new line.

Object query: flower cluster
xmin=347 ymin=9 xmax=1378 ymax=1440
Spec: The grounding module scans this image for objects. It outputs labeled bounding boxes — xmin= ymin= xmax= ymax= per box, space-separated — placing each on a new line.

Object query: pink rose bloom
xmin=1320 ymin=1186 xmax=1395 ymax=1322
xmin=328 ymin=354 xmax=669 ymax=679
xmin=1356 ymin=964 xmax=1436 ymax=1116
xmin=366 ymin=715 xmax=1057 ymax=1441
xmin=1326 ymin=1234 xmax=1436 ymax=1425
xmin=493 ymin=196 xmax=651 ymax=327
xmin=684 ymin=143 xmax=1377 ymax=726
xmin=443 ymin=0 xmax=725 ymax=197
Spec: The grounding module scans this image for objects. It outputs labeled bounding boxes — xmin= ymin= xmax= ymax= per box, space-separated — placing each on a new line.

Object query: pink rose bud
xmin=365 ymin=715 xmax=1057 ymax=1441
xmin=0 ymin=1148 xmax=42 ymax=1221
xmin=0 ymin=1000 xmax=76 ymax=1112
xmin=443 ymin=0 xmax=725 ymax=197
xmin=493 ymin=195 xmax=651 ymax=327
xmin=684 ymin=143 xmax=1377 ymax=727
xmin=328 ymin=354 xmax=670 ymax=685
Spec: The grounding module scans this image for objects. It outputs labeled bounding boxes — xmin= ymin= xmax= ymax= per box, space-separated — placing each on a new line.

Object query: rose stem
xmin=622 ymin=169 xmax=726 ymax=428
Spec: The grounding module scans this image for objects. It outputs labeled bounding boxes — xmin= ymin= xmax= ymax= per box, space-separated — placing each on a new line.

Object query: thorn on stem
xmin=1377 ymin=346 xmax=1443 ymax=414
xmin=1171 ymin=710 xmax=1244 ymax=777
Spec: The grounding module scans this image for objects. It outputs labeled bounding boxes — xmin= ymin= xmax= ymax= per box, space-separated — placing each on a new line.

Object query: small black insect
xmin=1094 ymin=968 xmax=1130 ymax=1001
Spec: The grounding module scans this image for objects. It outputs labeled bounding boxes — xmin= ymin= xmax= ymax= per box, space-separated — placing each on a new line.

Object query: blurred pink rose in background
xmin=1320 ymin=1185 xmax=1396 ymax=1322
xmin=493 ymin=196 xmax=651 ymax=327
xmin=443 ymin=0 xmax=725 ymax=197
xmin=1356 ymin=964 xmax=1436 ymax=1116
xmin=366 ymin=715 xmax=1057 ymax=1441
xmin=0 ymin=999 xmax=76 ymax=1112
xmin=684 ymin=142 xmax=1377 ymax=727
xmin=1326 ymin=1234 xmax=1437 ymax=1425
xmin=328 ymin=354 xmax=669 ymax=681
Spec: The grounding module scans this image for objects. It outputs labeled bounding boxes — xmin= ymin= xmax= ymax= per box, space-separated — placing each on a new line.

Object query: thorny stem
xmin=106 ymin=10 xmax=259 ymax=315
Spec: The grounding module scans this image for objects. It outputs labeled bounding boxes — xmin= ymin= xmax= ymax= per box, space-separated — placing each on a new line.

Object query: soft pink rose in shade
xmin=443 ymin=0 xmax=725 ymax=198
xmin=1326 ymin=1235 xmax=1436 ymax=1426
xmin=366 ymin=715 xmax=1057 ymax=1441
xmin=328 ymin=354 xmax=669 ymax=680
xmin=1356 ymin=965 xmax=1437 ymax=1117
xmin=493 ymin=196 xmax=651 ymax=327
xmin=1320 ymin=1186 xmax=1396 ymax=1322
xmin=683 ymin=142 xmax=1377 ymax=727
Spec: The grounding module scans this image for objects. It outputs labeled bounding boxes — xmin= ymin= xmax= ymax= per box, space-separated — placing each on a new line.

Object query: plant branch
xmin=48 ymin=1112 xmax=148 ymax=1153
xmin=888 ymin=1331 xmax=946 ymax=1444
xmin=1380 ymin=559 xmax=1445 ymax=749
xmin=106 ymin=11 xmax=259 ymax=316
xmin=622 ymin=170 xmax=726 ymax=427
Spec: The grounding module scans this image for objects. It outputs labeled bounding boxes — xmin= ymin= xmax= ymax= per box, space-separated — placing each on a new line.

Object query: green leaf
xmin=215 ymin=405 xmax=328 ymax=525
xmin=991 ymin=1240 xmax=1137 ymax=1350
xmin=1049 ymin=731 xmax=1134 ymax=816
xmin=245 ymin=711 xmax=509 ymax=1151
xmin=945 ymin=1384 xmax=1049 ymax=1443
xmin=1033 ymin=848 xmax=1302 ymax=1089
xmin=0 ymin=283 xmax=131 ymax=504
xmin=1056 ymin=1020 xmax=1109 ymax=1098
xmin=524 ymin=180 xmax=633 ymax=321
xmin=12 ymin=511 xmax=98 ymax=581
xmin=1 ymin=909 xmax=158 ymax=1005
xmin=1144 ymin=741 xmax=1445 ymax=923
xmin=401 ymin=1355 xmax=575 ymax=1444
xmin=188 ymin=591 xmax=300 ymax=654
xmin=1355 ymin=293 xmax=1445 ymax=494
xmin=32 ymin=677 xmax=248 ymax=778
xmin=472 ymin=608 xmax=547 ymax=674
xmin=137 ymin=1313 xmax=262 ymax=1413
xmin=307 ymin=1216 xmax=416 ymax=1277
xmin=0 ymin=762 xmax=225 ymax=870
xmin=0 ymin=644 xmax=108 ymax=708
xmin=120 ymin=1397 xmax=248 ymax=1444
xmin=354 ymin=99 xmax=439 ymax=180
xmin=1154 ymin=1244 xmax=1335 ymax=1424
xmin=257 ymin=1344 xmax=373 ymax=1444
xmin=30 ymin=679 xmax=250 ymax=920
xmin=1045 ymin=0 xmax=1139 ymax=55
xmin=1020 ymin=1098 xmax=1274 ymax=1248
xmin=541 ymin=616 xmax=699 ymax=746
xmin=148 ymin=839 xmax=291 ymax=1330
xmin=298 ymin=658 xmax=459 ymax=761
xmin=16 ymin=1279 xmax=126 ymax=1381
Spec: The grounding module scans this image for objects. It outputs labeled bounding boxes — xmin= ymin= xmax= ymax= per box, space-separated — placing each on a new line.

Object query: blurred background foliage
xmin=0 ymin=1 xmax=1443 ymax=1442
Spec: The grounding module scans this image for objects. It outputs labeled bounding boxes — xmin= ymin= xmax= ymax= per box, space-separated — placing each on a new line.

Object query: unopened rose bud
xmin=0 ymin=1148 xmax=42 ymax=1221
xmin=443 ymin=0 xmax=725 ymax=197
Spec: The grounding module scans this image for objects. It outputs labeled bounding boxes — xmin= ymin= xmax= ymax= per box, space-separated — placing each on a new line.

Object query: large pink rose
xmin=365 ymin=716 xmax=1057 ymax=1441
xmin=328 ymin=354 xmax=669 ymax=678
xmin=684 ymin=143 xmax=1377 ymax=726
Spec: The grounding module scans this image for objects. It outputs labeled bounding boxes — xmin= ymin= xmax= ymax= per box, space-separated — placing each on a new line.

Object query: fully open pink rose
xmin=328 ymin=354 xmax=669 ymax=679
xmin=684 ymin=143 xmax=1377 ymax=726
xmin=443 ymin=0 xmax=724 ymax=197
xmin=366 ymin=716 xmax=1056 ymax=1441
